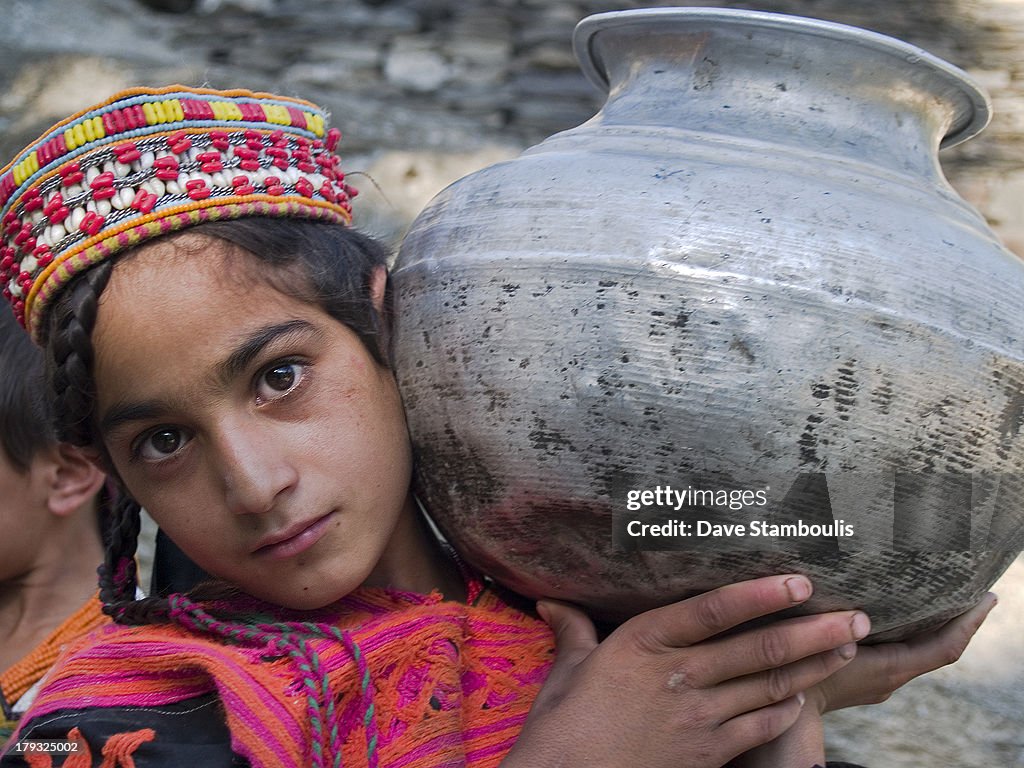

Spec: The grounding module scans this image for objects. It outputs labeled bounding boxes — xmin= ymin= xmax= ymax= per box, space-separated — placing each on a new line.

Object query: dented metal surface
xmin=392 ymin=9 xmax=1024 ymax=639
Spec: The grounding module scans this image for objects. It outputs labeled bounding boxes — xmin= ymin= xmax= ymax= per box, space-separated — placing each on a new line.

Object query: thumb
xmin=538 ymin=600 xmax=599 ymax=671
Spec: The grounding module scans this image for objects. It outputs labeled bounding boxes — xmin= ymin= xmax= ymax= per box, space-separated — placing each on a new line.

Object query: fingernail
xmin=837 ymin=642 xmax=857 ymax=660
xmin=785 ymin=576 xmax=812 ymax=602
xmin=536 ymin=601 xmax=551 ymax=623
xmin=850 ymin=611 xmax=871 ymax=640
xmin=796 ymin=691 xmax=806 ymax=707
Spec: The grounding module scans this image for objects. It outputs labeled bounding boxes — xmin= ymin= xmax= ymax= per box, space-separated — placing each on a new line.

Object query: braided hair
xmin=42 ymin=219 xmax=392 ymax=626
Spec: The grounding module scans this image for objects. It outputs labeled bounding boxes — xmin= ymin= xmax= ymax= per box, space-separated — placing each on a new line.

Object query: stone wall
xmin=2 ymin=0 xmax=1024 ymax=251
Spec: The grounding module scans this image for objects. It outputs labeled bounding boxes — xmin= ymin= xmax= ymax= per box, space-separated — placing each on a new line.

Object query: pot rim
xmin=572 ymin=7 xmax=991 ymax=150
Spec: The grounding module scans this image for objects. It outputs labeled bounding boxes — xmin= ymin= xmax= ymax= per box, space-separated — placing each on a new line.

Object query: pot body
xmin=392 ymin=8 xmax=1024 ymax=640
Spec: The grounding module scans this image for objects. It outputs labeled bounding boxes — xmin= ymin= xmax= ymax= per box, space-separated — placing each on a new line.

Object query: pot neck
xmin=574 ymin=9 xmax=989 ymax=181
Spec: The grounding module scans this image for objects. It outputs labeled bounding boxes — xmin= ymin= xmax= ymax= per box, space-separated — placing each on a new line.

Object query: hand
xmin=502 ymin=575 xmax=870 ymax=768
xmin=729 ymin=593 xmax=998 ymax=768
xmin=808 ymin=591 xmax=997 ymax=714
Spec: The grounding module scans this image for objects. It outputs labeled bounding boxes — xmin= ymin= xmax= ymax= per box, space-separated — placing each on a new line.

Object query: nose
xmin=214 ymin=419 xmax=299 ymax=516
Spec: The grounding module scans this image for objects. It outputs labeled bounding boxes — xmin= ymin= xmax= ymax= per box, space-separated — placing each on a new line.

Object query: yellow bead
xmin=72 ymin=123 xmax=87 ymax=148
xmin=224 ymin=103 xmax=242 ymax=121
xmin=27 ymin=153 xmax=39 ymax=175
xmin=13 ymin=162 xmax=25 ymax=185
xmin=211 ymin=101 xmax=227 ymax=121
xmin=64 ymin=127 xmax=77 ymax=151
xmin=153 ymin=101 xmax=166 ymax=123
xmin=142 ymin=102 xmax=157 ymax=125
xmin=92 ymin=116 xmax=106 ymax=139
xmin=168 ymin=100 xmax=185 ymax=122
xmin=83 ymin=118 xmax=96 ymax=142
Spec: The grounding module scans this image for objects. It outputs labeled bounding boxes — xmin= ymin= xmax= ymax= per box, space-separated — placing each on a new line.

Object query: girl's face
xmin=90 ymin=235 xmax=421 ymax=609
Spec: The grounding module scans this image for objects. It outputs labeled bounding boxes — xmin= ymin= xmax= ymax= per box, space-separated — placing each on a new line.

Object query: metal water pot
xmin=392 ymin=8 xmax=1024 ymax=640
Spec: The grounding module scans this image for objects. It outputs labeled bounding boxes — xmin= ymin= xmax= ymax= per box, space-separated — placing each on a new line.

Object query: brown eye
xmin=266 ymin=365 xmax=296 ymax=391
xmin=137 ymin=427 xmax=192 ymax=462
xmin=256 ymin=362 xmax=306 ymax=401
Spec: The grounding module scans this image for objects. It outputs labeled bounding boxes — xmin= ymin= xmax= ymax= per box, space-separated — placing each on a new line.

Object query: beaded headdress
xmin=0 ymin=85 xmax=356 ymax=341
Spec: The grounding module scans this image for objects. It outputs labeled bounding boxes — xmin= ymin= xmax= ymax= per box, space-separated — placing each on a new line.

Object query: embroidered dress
xmin=2 ymin=584 xmax=554 ymax=767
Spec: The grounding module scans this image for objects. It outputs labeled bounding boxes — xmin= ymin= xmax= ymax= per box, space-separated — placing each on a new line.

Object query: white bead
xmin=166 ymin=180 xmax=181 ymax=195
xmin=69 ymin=207 xmax=86 ymax=230
xmin=85 ymin=166 xmax=100 ymax=183
xmin=139 ymin=152 xmax=155 ymax=169
xmin=96 ymin=199 xmax=112 ymax=216
xmin=21 ymin=255 xmax=38 ymax=273
xmin=9 ymin=279 xmax=22 ymax=298
xmin=212 ymin=172 xmax=227 ymax=188
xmin=30 ymin=210 xmax=44 ymax=226
xmin=103 ymin=161 xmax=116 ymax=176
xmin=49 ymin=222 xmax=66 ymax=241
xmin=114 ymin=161 xmax=132 ymax=178
xmin=146 ymin=178 xmax=166 ymax=197
xmin=111 ymin=188 xmax=130 ymax=210
xmin=66 ymin=184 xmax=83 ymax=199
xmin=286 ymin=167 xmax=300 ymax=184
xmin=85 ymin=200 xmax=97 ymax=214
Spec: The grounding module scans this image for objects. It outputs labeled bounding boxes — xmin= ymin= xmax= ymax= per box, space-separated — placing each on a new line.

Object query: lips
xmin=253 ymin=510 xmax=336 ymax=560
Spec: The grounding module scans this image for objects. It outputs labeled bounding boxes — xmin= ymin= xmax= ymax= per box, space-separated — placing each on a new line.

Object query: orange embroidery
xmin=98 ymin=728 xmax=156 ymax=768
xmin=22 ymin=727 xmax=91 ymax=768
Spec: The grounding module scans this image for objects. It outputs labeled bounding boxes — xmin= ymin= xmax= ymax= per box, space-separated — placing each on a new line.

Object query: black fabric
xmin=0 ymin=694 xmax=243 ymax=766
xmin=150 ymin=528 xmax=213 ymax=596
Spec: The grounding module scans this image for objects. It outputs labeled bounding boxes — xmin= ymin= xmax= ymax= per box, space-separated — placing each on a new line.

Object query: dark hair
xmin=43 ymin=218 xmax=392 ymax=624
xmin=0 ymin=303 xmax=55 ymax=471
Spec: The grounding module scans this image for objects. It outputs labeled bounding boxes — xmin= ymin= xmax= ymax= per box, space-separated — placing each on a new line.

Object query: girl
xmin=0 ymin=86 xmax=992 ymax=768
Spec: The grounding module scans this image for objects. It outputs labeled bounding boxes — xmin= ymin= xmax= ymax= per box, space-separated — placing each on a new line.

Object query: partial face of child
xmin=0 ymin=450 xmax=54 ymax=583
xmin=90 ymin=234 xmax=421 ymax=609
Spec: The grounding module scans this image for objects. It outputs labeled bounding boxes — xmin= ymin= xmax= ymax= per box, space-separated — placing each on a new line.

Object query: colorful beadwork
xmin=0 ymin=86 xmax=357 ymax=341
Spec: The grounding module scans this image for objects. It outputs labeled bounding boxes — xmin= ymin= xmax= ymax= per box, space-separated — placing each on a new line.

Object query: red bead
xmin=79 ymin=211 xmax=105 ymax=236
xmin=200 ymin=160 xmax=224 ymax=173
xmin=0 ymin=255 xmax=13 ymax=271
xmin=131 ymin=189 xmax=157 ymax=214
xmin=113 ymin=143 xmax=141 ymax=163
xmin=185 ymin=179 xmax=210 ymax=200
xmin=23 ymin=195 xmax=44 ymax=212
xmin=14 ymin=223 xmax=33 ymax=246
xmin=102 ymin=112 xmax=118 ymax=135
xmin=294 ymin=178 xmax=314 ymax=197
xmin=19 ymin=270 xmax=32 ymax=284
xmin=90 ymin=172 xmax=115 ymax=190
xmin=269 ymin=130 xmax=286 ymax=146
xmin=44 ymin=193 xmax=64 ymax=217
xmin=36 ymin=252 xmax=52 ymax=268
xmin=319 ymin=181 xmax=337 ymax=203
xmin=154 ymin=156 xmax=180 ymax=181
xmin=209 ymin=131 xmax=230 ymax=150
xmin=286 ymin=106 xmax=306 ymax=128
xmin=326 ymin=127 xmax=342 ymax=151
xmin=296 ymin=161 xmax=316 ymax=174
xmin=272 ymin=157 xmax=289 ymax=171
xmin=238 ymin=159 xmax=261 ymax=172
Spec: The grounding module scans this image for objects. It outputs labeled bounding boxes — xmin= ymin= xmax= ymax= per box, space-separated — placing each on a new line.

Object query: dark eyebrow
xmin=100 ymin=400 xmax=168 ymax=437
xmin=218 ymin=319 xmax=320 ymax=384
xmin=99 ymin=319 xmax=321 ymax=438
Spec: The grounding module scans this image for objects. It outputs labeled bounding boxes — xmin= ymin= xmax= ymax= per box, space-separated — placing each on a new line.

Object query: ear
xmin=369 ymin=264 xmax=389 ymax=317
xmin=46 ymin=443 xmax=107 ymax=518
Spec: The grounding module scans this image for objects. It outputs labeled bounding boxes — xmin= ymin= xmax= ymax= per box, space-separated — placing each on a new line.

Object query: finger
xmin=696 ymin=610 xmax=870 ymax=685
xmin=537 ymin=600 xmax=599 ymax=675
xmin=878 ymin=592 xmax=997 ymax=685
xmin=713 ymin=643 xmax=857 ymax=720
xmin=626 ymin=574 xmax=814 ymax=649
xmin=716 ymin=692 xmax=808 ymax=761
